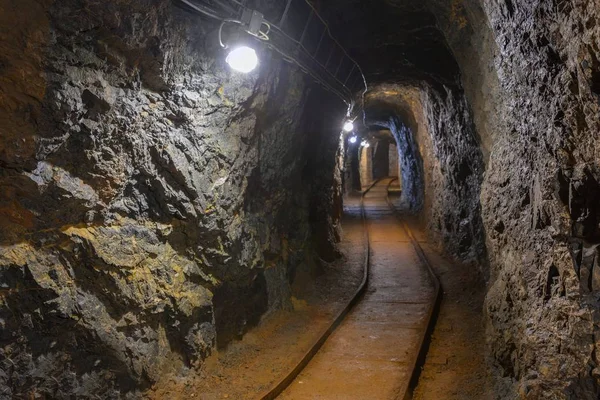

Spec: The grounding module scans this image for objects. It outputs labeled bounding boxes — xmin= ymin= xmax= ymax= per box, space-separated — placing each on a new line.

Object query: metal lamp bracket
xmin=241 ymin=9 xmax=270 ymax=40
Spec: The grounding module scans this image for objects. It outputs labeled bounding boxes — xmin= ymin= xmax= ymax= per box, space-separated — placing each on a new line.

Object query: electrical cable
xmin=269 ymin=0 xmax=368 ymax=117
xmin=268 ymin=0 xmax=368 ymax=120
xmin=178 ymin=0 xmax=227 ymax=20
xmin=264 ymin=41 xmax=350 ymax=104
xmin=210 ymin=0 xmax=239 ymax=15
xmin=223 ymin=0 xmax=245 ymax=7
xmin=218 ymin=19 xmax=242 ymax=48
xmin=298 ymin=0 xmax=368 ymax=123
xmin=175 ymin=0 xmax=364 ymax=108
xmin=300 ymin=0 xmax=367 ymax=93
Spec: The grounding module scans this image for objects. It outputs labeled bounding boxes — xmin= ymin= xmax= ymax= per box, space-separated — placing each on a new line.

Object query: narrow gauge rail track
xmin=258 ymin=178 xmax=440 ymax=400
xmin=386 ymin=178 xmax=442 ymax=398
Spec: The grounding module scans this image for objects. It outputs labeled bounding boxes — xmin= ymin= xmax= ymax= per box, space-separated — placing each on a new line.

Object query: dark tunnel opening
xmin=371 ymin=139 xmax=390 ymax=180
xmin=356 ymin=96 xmax=427 ymax=213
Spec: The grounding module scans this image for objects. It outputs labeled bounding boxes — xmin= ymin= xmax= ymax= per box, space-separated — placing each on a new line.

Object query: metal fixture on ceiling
xmin=176 ymin=0 xmax=368 ymax=117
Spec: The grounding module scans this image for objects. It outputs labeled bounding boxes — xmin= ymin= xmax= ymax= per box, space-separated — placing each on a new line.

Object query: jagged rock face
xmin=376 ymin=0 xmax=600 ymax=397
xmin=427 ymin=0 xmax=600 ymax=396
xmin=0 ymin=0 xmax=344 ymax=397
xmin=476 ymin=1 xmax=600 ymax=398
xmin=419 ymin=84 xmax=487 ymax=267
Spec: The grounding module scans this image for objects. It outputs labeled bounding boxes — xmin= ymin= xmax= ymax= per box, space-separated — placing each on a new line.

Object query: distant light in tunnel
xmin=343 ymin=120 xmax=354 ymax=132
xmin=361 ymin=140 xmax=370 ymax=148
xmin=349 ymin=136 xmax=357 ymax=144
xmin=226 ymin=46 xmax=258 ymax=73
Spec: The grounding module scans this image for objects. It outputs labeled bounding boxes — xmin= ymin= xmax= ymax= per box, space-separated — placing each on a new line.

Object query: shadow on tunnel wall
xmin=300 ymin=87 xmax=347 ymax=263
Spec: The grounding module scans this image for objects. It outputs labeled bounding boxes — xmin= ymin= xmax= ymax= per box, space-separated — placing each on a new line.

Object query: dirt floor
xmin=145 ymin=196 xmax=366 ymax=400
xmin=279 ymin=179 xmax=437 ymax=399
xmin=394 ymin=192 xmax=492 ymax=400
xmin=148 ymin=188 xmax=491 ymax=400
xmin=411 ymin=243 xmax=492 ymax=400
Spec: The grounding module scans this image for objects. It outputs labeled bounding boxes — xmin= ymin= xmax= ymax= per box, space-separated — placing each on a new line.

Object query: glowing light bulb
xmin=361 ymin=140 xmax=370 ymax=148
xmin=349 ymin=136 xmax=357 ymax=144
xmin=226 ymin=46 xmax=258 ymax=73
xmin=343 ymin=121 xmax=354 ymax=132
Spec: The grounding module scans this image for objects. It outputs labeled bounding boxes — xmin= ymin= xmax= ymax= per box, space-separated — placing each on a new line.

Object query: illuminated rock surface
xmin=0 ymin=0 xmax=344 ymax=397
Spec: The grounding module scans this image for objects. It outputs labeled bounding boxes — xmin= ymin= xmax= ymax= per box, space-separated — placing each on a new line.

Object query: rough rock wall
xmin=368 ymin=0 xmax=600 ymax=396
xmin=300 ymin=87 xmax=346 ymax=264
xmin=420 ymin=84 xmax=487 ymax=268
xmin=475 ymin=0 xmax=600 ymax=398
xmin=428 ymin=0 xmax=600 ymax=397
xmin=363 ymin=84 xmax=486 ymax=267
xmin=0 ymin=0 xmax=343 ymax=397
xmin=426 ymin=0 xmax=503 ymax=165
xmin=324 ymin=0 xmax=600 ymax=396
xmin=388 ymin=114 xmax=426 ymax=211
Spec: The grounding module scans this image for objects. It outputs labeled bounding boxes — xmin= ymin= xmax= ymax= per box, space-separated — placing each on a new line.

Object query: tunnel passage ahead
xmin=280 ymin=178 xmax=437 ymax=399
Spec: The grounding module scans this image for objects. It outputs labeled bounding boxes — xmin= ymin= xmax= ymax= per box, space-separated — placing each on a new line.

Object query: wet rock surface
xmin=0 ymin=0 xmax=345 ymax=397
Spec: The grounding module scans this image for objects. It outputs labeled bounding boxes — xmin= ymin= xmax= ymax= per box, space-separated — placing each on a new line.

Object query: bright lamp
xmin=226 ymin=46 xmax=259 ymax=73
xmin=343 ymin=121 xmax=354 ymax=132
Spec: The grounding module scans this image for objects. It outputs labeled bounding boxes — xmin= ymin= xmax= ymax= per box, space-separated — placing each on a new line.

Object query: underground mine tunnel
xmin=2 ymin=0 xmax=600 ymax=399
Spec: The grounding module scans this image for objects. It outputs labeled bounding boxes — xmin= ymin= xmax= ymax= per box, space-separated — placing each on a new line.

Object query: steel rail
xmin=256 ymin=178 xmax=441 ymax=399
xmin=255 ymin=179 xmax=382 ymax=400
xmin=385 ymin=177 xmax=442 ymax=399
